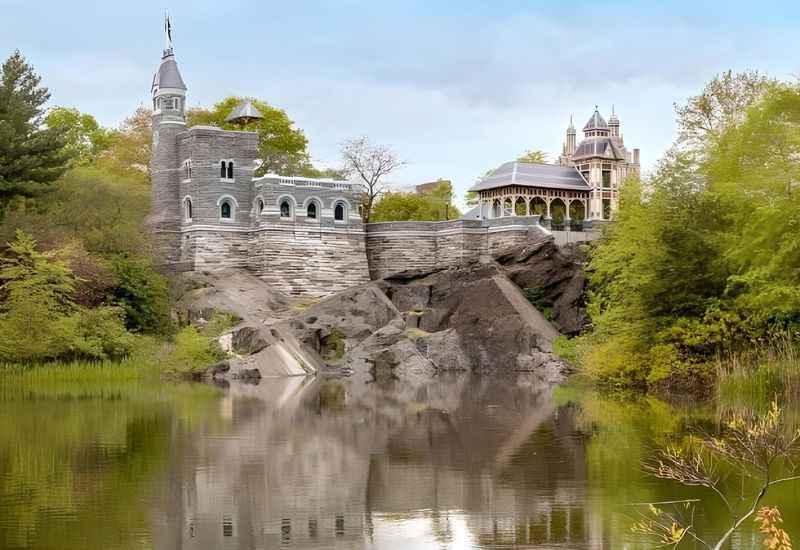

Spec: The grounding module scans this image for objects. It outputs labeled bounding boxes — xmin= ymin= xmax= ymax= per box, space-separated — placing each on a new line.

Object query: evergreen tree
xmin=0 ymin=51 xmax=70 ymax=215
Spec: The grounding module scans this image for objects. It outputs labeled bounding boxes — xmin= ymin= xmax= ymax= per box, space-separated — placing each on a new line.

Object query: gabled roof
xmin=469 ymin=162 xmax=589 ymax=192
xmin=583 ymin=108 xmax=608 ymax=131
xmin=225 ymin=99 xmax=264 ymax=123
xmin=572 ymin=136 xmax=623 ymax=161
xmin=151 ymin=52 xmax=187 ymax=92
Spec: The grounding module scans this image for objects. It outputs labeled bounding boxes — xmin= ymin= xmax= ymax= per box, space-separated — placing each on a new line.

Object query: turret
xmin=148 ymin=17 xmax=187 ymax=265
xmin=565 ymin=114 xmax=576 ymax=156
xmin=609 ymin=105 xmax=620 ymax=138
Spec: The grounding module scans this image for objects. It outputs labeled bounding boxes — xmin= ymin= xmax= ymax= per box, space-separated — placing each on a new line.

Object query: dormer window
xmin=220 ymin=160 xmax=234 ymax=182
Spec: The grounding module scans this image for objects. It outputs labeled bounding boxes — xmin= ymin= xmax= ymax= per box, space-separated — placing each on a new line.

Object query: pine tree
xmin=0 ymin=50 xmax=70 ymax=215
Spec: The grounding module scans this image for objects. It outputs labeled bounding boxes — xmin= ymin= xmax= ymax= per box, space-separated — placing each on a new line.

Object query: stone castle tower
xmin=558 ymin=107 xmax=640 ymax=220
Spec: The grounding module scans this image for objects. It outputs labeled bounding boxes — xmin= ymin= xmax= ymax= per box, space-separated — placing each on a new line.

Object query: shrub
xmin=109 ymin=255 xmax=172 ymax=334
xmin=165 ymin=326 xmax=224 ymax=374
xmin=69 ymin=307 xmax=136 ymax=360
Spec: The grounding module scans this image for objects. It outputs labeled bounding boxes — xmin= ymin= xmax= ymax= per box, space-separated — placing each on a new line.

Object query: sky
xmin=2 ymin=0 xmax=799 ymax=205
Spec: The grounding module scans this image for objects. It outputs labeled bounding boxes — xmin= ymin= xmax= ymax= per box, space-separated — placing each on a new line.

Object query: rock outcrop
xmin=181 ymin=236 xmax=586 ymax=383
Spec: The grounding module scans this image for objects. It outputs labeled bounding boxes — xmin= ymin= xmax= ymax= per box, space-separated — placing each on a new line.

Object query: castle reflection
xmin=153 ymin=374 xmax=610 ymax=549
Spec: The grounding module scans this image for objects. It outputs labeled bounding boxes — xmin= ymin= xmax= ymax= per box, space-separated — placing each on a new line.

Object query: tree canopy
xmin=187 ymin=96 xmax=322 ymax=177
xmin=518 ymin=149 xmax=548 ymax=164
xmin=0 ymin=51 xmax=70 ymax=213
xmin=574 ymin=74 xmax=800 ymax=389
xmin=371 ymin=181 xmax=461 ymax=222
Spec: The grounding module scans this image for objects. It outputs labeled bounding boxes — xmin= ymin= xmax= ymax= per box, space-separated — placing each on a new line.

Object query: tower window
xmin=280 ymin=200 xmax=292 ymax=219
xmin=183 ymin=159 xmax=192 ymax=181
xmin=221 ymin=201 xmax=232 ymax=219
xmin=220 ymin=160 xmax=234 ymax=181
xmin=307 ymin=202 xmax=317 ymax=219
xmin=334 ymin=202 xmax=346 ymax=222
xmin=257 ymin=199 xmax=264 ymax=215
xmin=184 ymin=198 xmax=193 ymax=221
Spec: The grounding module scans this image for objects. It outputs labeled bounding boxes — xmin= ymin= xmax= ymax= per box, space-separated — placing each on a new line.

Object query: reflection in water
xmin=2 ymin=374 xmax=799 ymax=549
xmin=151 ymin=374 xmax=603 ymax=549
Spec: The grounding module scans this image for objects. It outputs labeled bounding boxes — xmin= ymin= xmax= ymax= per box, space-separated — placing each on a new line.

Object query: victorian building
xmin=468 ymin=108 xmax=640 ymax=227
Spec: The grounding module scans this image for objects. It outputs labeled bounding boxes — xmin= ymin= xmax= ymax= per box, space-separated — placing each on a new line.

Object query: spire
xmin=567 ymin=114 xmax=575 ymax=133
xmin=609 ymin=104 xmax=619 ymax=124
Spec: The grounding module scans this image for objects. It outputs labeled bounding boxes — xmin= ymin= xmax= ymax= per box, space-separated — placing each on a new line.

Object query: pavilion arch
xmin=550 ymin=198 xmax=567 ymax=224
xmin=529 ymin=197 xmax=547 ymax=217
xmin=568 ymin=199 xmax=586 ymax=222
xmin=514 ymin=196 xmax=527 ymax=216
xmin=503 ymin=197 xmax=513 ymax=217
xmin=492 ymin=199 xmax=501 ymax=218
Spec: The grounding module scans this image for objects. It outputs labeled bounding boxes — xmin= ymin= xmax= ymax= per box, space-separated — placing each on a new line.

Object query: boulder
xmin=494 ymin=239 xmax=589 ymax=335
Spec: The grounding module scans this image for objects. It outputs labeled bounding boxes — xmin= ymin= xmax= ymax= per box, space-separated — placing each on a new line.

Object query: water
xmin=1 ymin=373 xmax=798 ymax=549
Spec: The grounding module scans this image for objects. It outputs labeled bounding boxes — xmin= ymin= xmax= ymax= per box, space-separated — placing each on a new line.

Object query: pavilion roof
xmin=469 ymin=162 xmax=589 ymax=192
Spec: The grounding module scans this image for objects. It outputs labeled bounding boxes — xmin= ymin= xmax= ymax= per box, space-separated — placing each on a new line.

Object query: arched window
xmin=220 ymin=161 xmax=226 ymax=179
xmin=307 ymin=202 xmax=317 ymax=219
xmin=280 ymin=200 xmax=291 ymax=218
xmin=257 ymin=199 xmax=264 ymax=215
xmin=184 ymin=198 xmax=193 ymax=221
xmin=334 ymin=203 xmax=345 ymax=222
xmin=221 ymin=201 xmax=232 ymax=219
xmin=227 ymin=161 xmax=234 ymax=180
xmin=184 ymin=159 xmax=192 ymax=181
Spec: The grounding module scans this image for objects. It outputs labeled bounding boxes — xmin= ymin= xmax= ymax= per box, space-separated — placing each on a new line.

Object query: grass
xmin=715 ymin=335 xmax=800 ymax=425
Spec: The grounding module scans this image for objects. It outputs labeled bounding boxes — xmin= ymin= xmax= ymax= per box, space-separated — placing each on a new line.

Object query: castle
xmin=149 ymin=39 xmax=639 ymax=298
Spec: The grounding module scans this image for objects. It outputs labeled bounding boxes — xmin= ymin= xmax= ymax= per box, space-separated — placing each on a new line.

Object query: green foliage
xmin=0 ymin=51 xmax=70 ymax=213
xmin=552 ymin=335 xmax=578 ymax=366
xmin=108 ymin=255 xmax=172 ymax=335
xmin=371 ymin=181 xmax=461 ymax=222
xmin=164 ymin=325 xmax=225 ymax=374
xmin=187 ymin=96 xmax=314 ymax=176
xmin=45 ymin=107 xmax=113 ymax=166
xmin=198 ymin=311 xmax=239 ymax=338
xmin=0 ymin=230 xmax=135 ymax=362
xmin=518 ymin=149 xmax=547 ymax=164
xmin=575 ymin=77 xmax=800 ymax=390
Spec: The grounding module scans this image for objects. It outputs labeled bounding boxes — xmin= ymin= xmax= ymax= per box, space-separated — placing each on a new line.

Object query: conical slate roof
xmin=583 ymin=108 xmax=608 ymax=131
xmin=151 ymin=52 xmax=187 ymax=92
xmin=225 ymin=100 xmax=264 ymax=123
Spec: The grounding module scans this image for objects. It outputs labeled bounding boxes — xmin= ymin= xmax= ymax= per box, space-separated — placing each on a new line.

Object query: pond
xmin=1 ymin=372 xmax=798 ymax=549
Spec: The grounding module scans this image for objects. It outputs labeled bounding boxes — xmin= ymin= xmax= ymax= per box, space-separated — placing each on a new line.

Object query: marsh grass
xmin=715 ymin=335 xmax=800 ymax=427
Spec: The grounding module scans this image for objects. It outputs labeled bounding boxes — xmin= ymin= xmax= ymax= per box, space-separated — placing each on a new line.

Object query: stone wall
xmin=364 ymin=216 xmax=553 ymax=279
xmin=250 ymin=225 xmax=369 ymax=298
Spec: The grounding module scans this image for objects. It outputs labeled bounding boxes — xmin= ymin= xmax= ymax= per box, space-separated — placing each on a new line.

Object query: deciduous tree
xmin=340 ymin=137 xmax=406 ymax=222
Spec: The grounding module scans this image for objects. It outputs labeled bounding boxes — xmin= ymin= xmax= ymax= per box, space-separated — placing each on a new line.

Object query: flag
xmin=165 ymin=12 xmax=172 ymax=46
